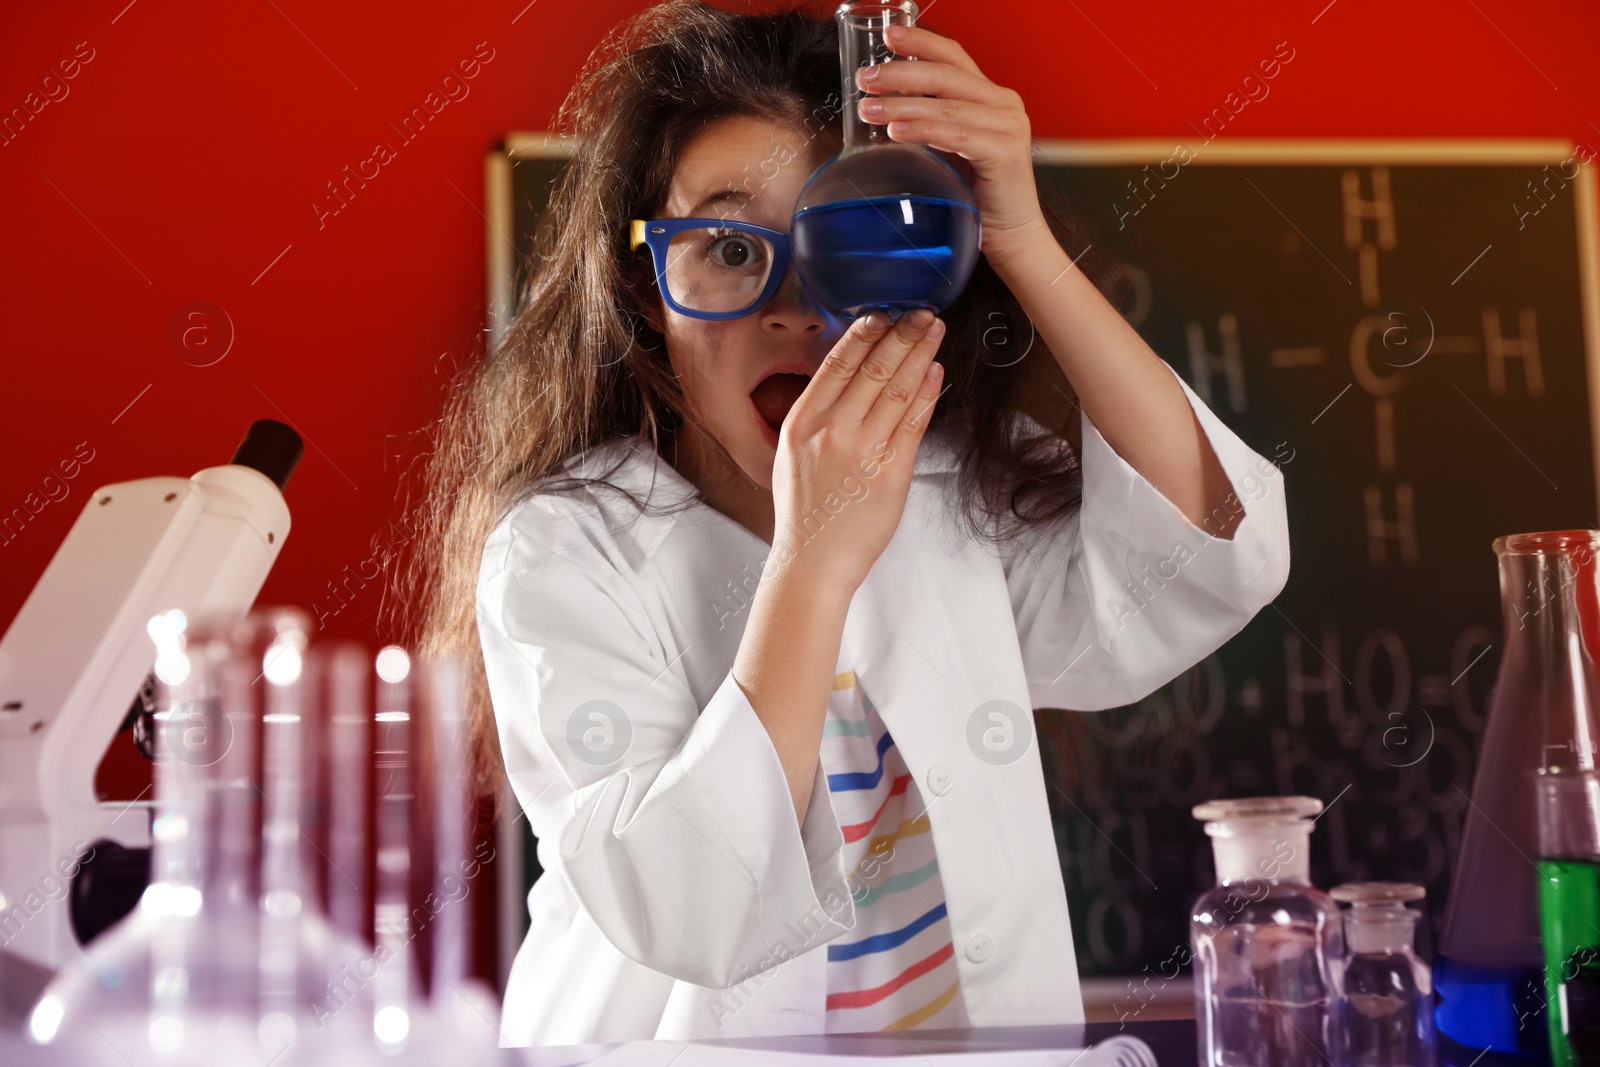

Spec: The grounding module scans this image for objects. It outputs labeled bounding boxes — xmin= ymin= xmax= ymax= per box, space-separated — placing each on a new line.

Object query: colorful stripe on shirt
xmin=820 ymin=667 xmax=967 ymax=1033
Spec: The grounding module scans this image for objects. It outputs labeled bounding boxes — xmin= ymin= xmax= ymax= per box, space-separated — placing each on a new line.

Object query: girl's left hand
xmin=856 ymin=23 xmax=1050 ymax=265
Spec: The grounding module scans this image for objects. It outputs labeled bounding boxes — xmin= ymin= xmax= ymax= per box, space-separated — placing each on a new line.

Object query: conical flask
xmin=791 ymin=0 xmax=981 ymax=320
xmin=1435 ymin=530 xmax=1600 ymax=1060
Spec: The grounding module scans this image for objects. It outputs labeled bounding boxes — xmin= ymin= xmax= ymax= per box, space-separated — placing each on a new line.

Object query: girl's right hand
xmin=769 ymin=307 xmax=946 ymax=598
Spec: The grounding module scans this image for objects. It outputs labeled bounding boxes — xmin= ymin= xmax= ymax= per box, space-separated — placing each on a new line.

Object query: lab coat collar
xmin=558 ymin=429 xmax=965 ymax=562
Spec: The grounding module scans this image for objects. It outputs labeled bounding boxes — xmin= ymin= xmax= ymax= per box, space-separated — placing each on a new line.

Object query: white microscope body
xmin=0 ymin=422 xmax=300 ymax=989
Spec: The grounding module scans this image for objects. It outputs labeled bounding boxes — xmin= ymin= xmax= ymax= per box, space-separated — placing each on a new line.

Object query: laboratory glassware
xmin=1435 ymin=530 xmax=1600 ymax=1060
xmin=791 ymin=0 xmax=982 ymax=320
xmin=1191 ymin=795 xmax=1344 ymax=1067
xmin=25 ymin=607 xmax=497 ymax=1066
xmin=1329 ymin=882 xmax=1436 ymax=1067
xmin=1536 ymin=767 xmax=1600 ymax=1066
xmin=24 ymin=607 xmax=363 ymax=1064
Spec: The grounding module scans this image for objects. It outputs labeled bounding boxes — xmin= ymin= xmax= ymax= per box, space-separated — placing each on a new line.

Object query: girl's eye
xmin=705 ymin=230 xmax=767 ymax=271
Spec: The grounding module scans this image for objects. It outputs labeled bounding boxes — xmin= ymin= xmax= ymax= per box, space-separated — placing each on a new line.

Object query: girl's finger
xmin=858 ymin=55 xmax=1013 ymax=107
xmin=888 ymin=358 xmax=946 ymax=456
xmin=862 ymin=319 xmax=943 ymax=445
xmin=833 ymin=310 xmax=938 ymax=425
xmin=796 ymin=311 xmax=894 ymax=416
xmin=859 ymin=95 xmax=1027 ymax=138
xmin=883 ymin=23 xmax=985 ymax=79
xmin=884 ymin=119 xmax=1015 ymax=163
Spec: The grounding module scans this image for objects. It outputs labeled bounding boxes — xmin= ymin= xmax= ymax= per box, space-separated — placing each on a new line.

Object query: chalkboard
xmin=1023 ymin=139 xmax=1600 ymax=1007
xmin=485 ymin=134 xmax=1600 ymax=1000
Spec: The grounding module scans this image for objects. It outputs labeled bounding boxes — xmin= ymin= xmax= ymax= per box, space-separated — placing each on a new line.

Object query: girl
xmin=394 ymin=0 xmax=1289 ymax=1047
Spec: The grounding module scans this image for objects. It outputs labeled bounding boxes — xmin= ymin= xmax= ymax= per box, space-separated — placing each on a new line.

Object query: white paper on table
xmin=579 ymin=1034 xmax=1157 ymax=1067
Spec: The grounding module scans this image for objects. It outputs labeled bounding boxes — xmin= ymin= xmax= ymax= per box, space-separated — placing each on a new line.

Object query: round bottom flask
xmin=791 ymin=1 xmax=981 ymax=320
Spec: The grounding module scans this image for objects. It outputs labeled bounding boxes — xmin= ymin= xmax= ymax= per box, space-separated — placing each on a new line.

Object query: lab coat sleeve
xmin=1004 ymin=360 xmax=1291 ymax=711
xmin=476 ymin=504 xmax=854 ymax=990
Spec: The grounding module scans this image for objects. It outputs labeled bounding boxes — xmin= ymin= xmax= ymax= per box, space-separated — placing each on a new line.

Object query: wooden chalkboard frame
xmin=480 ymin=134 xmax=1600 ymax=1007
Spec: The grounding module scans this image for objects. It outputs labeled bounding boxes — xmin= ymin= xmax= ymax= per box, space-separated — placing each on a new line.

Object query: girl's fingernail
xmin=860 ymin=63 xmax=880 ymax=81
xmin=927 ymin=318 xmax=946 ymax=340
xmin=887 ymin=24 xmax=907 ymax=40
xmin=924 ymin=361 xmax=943 ymax=387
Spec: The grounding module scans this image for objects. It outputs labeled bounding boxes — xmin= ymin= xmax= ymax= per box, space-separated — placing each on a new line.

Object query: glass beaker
xmin=1535 ymin=768 xmax=1600 ymax=1066
xmin=1435 ymin=531 xmax=1600 ymax=1060
xmin=1190 ymin=795 xmax=1344 ymax=1067
xmin=1329 ymin=882 xmax=1436 ymax=1067
xmin=791 ymin=0 xmax=982 ymax=320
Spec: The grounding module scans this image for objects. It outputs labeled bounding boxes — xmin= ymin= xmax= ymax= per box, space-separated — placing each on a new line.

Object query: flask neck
xmin=1209 ymin=823 xmax=1313 ymax=885
xmin=1494 ymin=533 xmax=1600 ymax=771
xmin=838 ymin=3 xmax=916 ymax=153
xmin=1498 ymin=535 xmax=1599 ymax=649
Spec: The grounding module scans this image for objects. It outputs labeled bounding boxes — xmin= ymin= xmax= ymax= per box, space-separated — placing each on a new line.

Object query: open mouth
xmin=750 ymin=371 xmax=811 ymax=434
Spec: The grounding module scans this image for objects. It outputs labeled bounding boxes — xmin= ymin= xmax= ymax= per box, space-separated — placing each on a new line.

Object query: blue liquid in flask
xmin=792 ymin=194 xmax=980 ymax=321
xmin=1433 ymin=954 xmax=1550 ymax=1061
xmin=800 ymin=2 xmax=984 ymax=319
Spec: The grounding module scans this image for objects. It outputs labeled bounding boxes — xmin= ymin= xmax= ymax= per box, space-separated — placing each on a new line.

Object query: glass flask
xmin=1191 ymin=795 xmax=1345 ymax=1067
xmin=791 ymin=0 xmax=982 ymax=320
xmin=1435 ymin=531 xmax=1600 ymax=1060
xmin=1535 ymin=768 xmax=1600 ymax=1066
xmin=1329 ymin=882 xmax=1436 ymax=1067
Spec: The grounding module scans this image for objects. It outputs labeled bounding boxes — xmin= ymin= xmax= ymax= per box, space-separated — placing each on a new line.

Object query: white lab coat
xmin=475 ymin=361 xmax=1290 ymax=1046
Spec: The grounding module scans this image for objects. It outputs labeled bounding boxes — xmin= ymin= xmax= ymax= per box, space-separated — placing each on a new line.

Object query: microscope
xmin=0 ymin=420 xmax=301 ymax=1026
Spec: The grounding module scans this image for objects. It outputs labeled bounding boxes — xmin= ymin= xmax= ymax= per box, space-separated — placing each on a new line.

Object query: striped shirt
xmin=820 ymin=665 xmax=968 ymax=1033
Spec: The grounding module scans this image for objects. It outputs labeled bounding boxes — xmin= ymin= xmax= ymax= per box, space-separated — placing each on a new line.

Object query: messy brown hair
xmin=385 ymin=0 xmax=1178 ymax=814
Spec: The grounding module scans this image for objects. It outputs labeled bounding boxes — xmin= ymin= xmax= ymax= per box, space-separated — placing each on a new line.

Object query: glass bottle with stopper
xmin=1329 ymin=881 xmax=1436 ymax=1067
xmin=1190 ymin=795 xmax=1344 ymax=1067
xmin=790 ymin=0 xmax=982 ymax=321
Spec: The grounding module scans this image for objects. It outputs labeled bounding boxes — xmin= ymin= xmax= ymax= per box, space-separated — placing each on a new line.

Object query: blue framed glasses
xmin=629 ymin=217 xmax=794 ymax=321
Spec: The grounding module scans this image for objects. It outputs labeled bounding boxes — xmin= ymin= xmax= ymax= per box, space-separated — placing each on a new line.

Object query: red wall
xmin=3 ymin=0 xmax=1597 ymax=641
xmin=2 ymin=0 xmax=1597 ymax=985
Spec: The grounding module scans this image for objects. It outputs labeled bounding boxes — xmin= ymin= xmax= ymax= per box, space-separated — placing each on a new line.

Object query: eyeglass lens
xmin=662 ymin=225 xmax=776 ymax=314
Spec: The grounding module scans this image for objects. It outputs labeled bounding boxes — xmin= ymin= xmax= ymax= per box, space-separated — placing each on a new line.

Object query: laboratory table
xmin=502 ymin=1021 xmax=1196 ymax=1066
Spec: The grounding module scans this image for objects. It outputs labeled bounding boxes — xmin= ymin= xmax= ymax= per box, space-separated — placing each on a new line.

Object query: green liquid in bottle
xmin=1540 ymin=856 xmax=1600 ymax=1066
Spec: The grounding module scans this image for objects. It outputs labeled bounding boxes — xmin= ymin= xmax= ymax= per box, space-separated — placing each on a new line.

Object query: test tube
xmin=372 ymin=645 xmax=414 ymax=1053
xmin=426 ymin=656 xmax=469 ymax=1004
xmin=258 ymin=621 xmax=311 ymax=1052
xmin=144 ymin=615 xmax=209 ymax=1059
xmin=325 ymin=643 xmax=370 ymax=946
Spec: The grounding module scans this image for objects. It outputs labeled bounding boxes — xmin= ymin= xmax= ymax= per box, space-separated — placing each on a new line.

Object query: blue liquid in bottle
xmin=792 ymin=194 xmax=980 ymax=320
